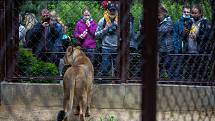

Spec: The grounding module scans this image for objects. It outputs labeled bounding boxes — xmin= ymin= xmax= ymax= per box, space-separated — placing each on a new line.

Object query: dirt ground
xmin=0 ymin=105 xmax=142 ymax=121
xmin=0 ymin=105 xmax=215 ymax=121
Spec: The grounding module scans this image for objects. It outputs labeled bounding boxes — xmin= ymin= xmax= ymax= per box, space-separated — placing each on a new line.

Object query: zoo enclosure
xmin=0 ymin=0 xmax=215 ymax=121
xmin=1 ymin=0 xmax=214 ymax=84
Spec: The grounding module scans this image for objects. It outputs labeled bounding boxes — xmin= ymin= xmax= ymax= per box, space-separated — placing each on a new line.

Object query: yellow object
xmin=190 ymin=25 xmax=197 ymax=33
xmin=104 ymin=10 xmax=118 ymax=25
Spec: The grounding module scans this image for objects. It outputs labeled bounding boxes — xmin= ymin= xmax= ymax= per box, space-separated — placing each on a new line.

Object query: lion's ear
xmin=67 ymin=46 xmax=74 ymax=56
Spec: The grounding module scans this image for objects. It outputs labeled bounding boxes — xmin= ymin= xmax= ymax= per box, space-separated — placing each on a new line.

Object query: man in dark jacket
xmin=29 ymin=9 xmax=64 ymax=65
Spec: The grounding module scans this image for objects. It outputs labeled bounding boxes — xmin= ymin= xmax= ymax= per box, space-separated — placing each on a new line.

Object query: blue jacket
xmin=173 ymin=17 xmax=193 ymax=53
xmin=158 ymin=16 xmax=174 ymax=53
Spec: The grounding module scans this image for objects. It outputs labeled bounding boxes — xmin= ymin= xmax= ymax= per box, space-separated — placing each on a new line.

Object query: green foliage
xmin=17 ymin=47 xmax=58 ymax=83
xmin=161 ymin=0 xmax=183 ymax=22
xmin=201 ymin=0 xmax=212 ymax=22
xmin=20 ymin=1 xmax=48 ymax=15
xmin=131 ymin=0 xmax=143 ymax=31
xmin=99 ymin=115 xmax=119 ymax=121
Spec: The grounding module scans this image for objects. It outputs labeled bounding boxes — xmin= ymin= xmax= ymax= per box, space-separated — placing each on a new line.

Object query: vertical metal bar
xmin=142 ymin=0 xmax=158 ymax=121
xmin=119 ymin=0 xmax=130 ymax=83
xmin=14 ymin=0 xmax=21 ymax=79
xmin=0 ymin=0 xmax=6 ymax=106
xmin=5 ymin=0 xmax=13 ymax=81
xmin=0 ymin=0 xmax=5 ymax=81
xmin=5 ymin=0 xmax=20 ymax=81
xmin=211 ymin=0 xmax=215 ymax=81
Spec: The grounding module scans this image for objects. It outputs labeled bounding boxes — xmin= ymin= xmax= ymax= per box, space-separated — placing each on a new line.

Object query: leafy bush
xmin=17 ymin=47 xmax=58 ymax=83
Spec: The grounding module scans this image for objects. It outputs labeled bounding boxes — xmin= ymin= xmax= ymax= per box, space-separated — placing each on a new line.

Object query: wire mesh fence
xmin=15 ymin=0 xmax=214 ymax=83
xmin=1 ymin=0 xmax=215 ymax=121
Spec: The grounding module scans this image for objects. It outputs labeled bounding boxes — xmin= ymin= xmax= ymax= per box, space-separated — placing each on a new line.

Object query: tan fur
xmin=63 ymin=46 xmax=94 ymax=121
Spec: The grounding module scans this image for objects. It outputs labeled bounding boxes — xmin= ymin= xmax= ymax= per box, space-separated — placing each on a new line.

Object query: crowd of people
xmin=18 ymin=1 xmax=212 ymax=78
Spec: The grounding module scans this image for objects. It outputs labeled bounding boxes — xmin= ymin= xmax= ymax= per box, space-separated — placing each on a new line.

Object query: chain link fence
xmin=1 ymin=0 xmax=215 ymax=121
xmin=14 ymin=0 xmax=144 ymax=82
xmin=15 ymin=0 xmax=214 ymax=83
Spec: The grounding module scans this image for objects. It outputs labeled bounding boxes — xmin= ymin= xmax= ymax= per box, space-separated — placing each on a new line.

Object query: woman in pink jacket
xmin=74 ymin=8 xmax=97 ymax=62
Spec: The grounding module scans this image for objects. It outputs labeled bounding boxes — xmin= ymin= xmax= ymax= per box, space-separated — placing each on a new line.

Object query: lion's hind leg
xmin=66 ymin=81 xmax=75 ymax=121
xmin=79 ymin=91 xmax=88 ymax=121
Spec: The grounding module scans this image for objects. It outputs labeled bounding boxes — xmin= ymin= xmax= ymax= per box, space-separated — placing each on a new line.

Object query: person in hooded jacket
xmin=74 ymin=8 xmax=97 ymax=62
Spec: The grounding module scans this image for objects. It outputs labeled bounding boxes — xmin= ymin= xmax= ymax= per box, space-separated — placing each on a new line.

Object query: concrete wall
xmin=1 ymin=83 xmax=215 ymax=111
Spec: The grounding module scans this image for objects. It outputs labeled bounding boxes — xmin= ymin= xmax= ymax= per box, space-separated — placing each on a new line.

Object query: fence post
xmin=0 ymin=0 xmax=6 ymax=82
xmin=4 ymin=0 xmax=20 ymax=81
xmin=119 ymin=0 xmax=130 ymax=83
xmin=212 ymin=0 xmax=215 ymax=81
xmin=142 ymin=0 xmax=158 ymax=121
xmin=0 ymin=0 xmax=6 ymax=105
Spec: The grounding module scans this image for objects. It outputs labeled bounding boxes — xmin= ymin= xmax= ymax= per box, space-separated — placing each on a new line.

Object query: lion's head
xmin=63 ymin=46 xmax=84 ymax=65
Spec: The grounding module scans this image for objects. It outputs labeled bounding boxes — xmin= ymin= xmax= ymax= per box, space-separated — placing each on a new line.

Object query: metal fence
xmin=0 ymin=0 xmax=215 ymax=121
xmin=10 ymin=0 xmax=214 ymax=84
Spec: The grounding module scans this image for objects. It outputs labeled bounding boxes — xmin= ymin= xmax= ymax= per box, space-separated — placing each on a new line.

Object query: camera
xmin=107 ymin=24 xmax=118 ymax=34
xmin=43 ymin=17 xmax=50 ymax=23
xmin=184 ymin=19 xmax=192 ymax=30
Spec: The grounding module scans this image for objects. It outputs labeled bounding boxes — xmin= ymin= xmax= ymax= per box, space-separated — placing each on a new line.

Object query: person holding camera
xmin=95 ymin=2 xmax=119 ymax=76
xmin=173 ymin=5 xmax=193 ymax=54
xmin=29 ymin=9 xmax=64 ymax=66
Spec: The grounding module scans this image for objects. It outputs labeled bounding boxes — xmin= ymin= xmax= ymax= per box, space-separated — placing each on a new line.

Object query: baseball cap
xmin=108 ymin=3 xmax=117 ymax=11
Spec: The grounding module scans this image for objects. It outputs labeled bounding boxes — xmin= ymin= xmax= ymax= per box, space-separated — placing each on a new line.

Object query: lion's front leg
xmin=57 ymin=81 xmax=70 ymax=121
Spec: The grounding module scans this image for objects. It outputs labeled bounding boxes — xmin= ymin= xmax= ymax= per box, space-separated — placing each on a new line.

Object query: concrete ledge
xmin=1 ymin=83 xmax=215 ymax=111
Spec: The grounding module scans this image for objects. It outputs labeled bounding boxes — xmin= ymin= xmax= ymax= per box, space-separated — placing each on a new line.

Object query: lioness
xmin=57 ymin=46 xmax=94 ymax=121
